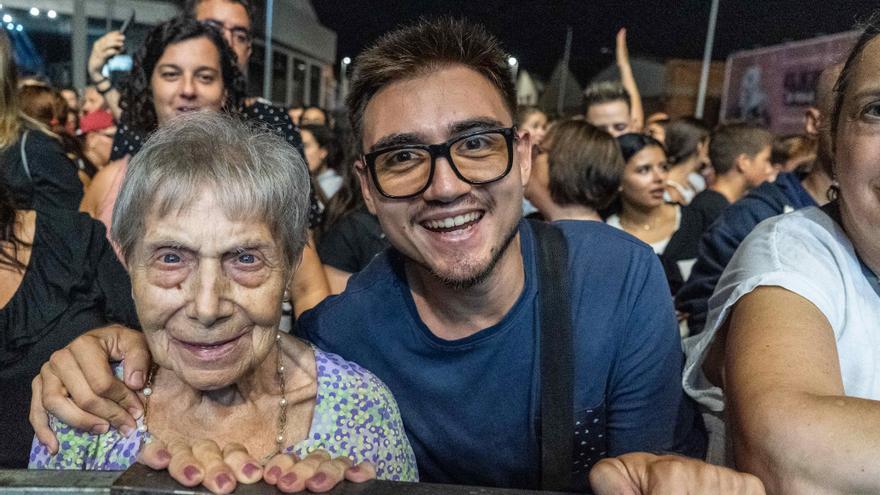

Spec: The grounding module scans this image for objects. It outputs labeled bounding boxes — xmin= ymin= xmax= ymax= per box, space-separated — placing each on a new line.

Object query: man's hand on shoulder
xmin=30 ymin=324 xmax=151 ymax=453
xmin=589 ymin=453 xmax=765 ymax=495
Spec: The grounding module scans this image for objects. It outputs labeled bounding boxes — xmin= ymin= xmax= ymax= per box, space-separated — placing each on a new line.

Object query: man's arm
xmin=30 ymin=326 xmax=150 ymax=452
xmin=88 ymin=31 xmax=124 ymax=119
xmin=725 ymin=287 xmax=880 ymax=494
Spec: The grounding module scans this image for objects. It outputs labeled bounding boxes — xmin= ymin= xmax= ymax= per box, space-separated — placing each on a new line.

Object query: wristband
xmin=95 ymin=79 xmax=114 ymax=95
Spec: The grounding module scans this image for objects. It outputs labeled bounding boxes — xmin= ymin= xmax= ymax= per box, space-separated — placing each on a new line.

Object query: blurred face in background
xmin=521 ymin=110 xmax=548 ymax=145
xmin=193 ymin=0 xmax=252 ymax=71
xmin=300 ymin=128 xmax=327 ymax=174
xmin=81 ymin=86 xmax=106 ymax=116
xmin=586 ymin=100 xmax=632 ymax=137
xmin=300 ymin=107 xmax=327 ymax=126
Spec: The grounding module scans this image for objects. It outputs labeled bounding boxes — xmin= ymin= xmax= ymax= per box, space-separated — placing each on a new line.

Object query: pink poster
xmin=721 ymin=31 xmax=859 ymax=135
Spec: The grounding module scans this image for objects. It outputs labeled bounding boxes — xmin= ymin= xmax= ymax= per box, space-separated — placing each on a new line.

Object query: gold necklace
xmin=139 ymin=331 xmax=290 ymax=464
xmin=620 ymin=215 xmax=658 ymax=231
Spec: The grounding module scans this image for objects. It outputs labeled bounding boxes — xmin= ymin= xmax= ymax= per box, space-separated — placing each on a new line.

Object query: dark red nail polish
xmin=267 ymin=465 xmax=282 ymax=482
xmin=348 ymin=465 xmax=361 ymax=474
xmin=280 ymin=472 xmax=298 ymax=486
xmin=309 ymin=472 xmax=327 ymax=485
xmin=243 ymin=463 xmax=259 ymax=477
xmin=216 ymin=473 xmax=232 ymax=490
xmin=183 ymin=465 xmax=199 ymax=481
xmin=157 ymin=449 xmax=171 ymax=462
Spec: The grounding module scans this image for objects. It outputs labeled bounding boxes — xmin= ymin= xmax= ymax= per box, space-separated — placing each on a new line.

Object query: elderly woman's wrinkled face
xmin=129 ymin=188 xmax=288 ymax=390
xmin=836 ymin=36 xmax=880 ymax=270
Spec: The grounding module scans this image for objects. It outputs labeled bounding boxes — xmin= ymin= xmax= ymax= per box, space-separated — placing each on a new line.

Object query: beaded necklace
xmin=139 ymin=332 xmax=290 ymax=464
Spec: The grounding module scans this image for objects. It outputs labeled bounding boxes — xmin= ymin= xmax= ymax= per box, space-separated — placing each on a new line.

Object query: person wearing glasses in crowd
xmin=30 ymin=18 xmax=763 ymax=495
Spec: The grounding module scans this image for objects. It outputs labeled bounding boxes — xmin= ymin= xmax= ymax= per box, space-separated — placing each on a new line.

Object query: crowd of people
xmin=1 ymin=1 xmax=878 ymax=494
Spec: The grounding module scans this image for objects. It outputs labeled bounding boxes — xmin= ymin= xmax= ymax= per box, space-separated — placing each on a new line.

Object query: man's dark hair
xmin=583 ymin=81 xmax=631 ymax=112
xmin=120 ymin=17 xmax=246 ymax=133
xmin=184 ymin=0 xmax=254 ymax=23
xmin=346 ymin=17 xmax=516 ymax=151
xmin=546 ymin=120 xmax=623 ymax=210
xmin=709 ymin=123 xmax=773 ymax=176
xmin=664 ymin=117 xmax=709 ymax=166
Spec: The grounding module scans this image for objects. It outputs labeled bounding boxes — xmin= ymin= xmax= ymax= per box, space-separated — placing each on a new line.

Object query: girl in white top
xmin=682 ymin=15 xmax=880 ymax=494
xmin=606 ymin=133 xmax=682 ymax=255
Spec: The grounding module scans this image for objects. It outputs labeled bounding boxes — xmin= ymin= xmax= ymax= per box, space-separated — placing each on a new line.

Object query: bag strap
xmin=528 ymin=218 xmax=574 ymax=491
xmin=19 ymin=130 xmax=32 ymax=181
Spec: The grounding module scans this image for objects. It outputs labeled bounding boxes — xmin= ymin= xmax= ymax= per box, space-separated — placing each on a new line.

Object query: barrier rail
xmin=0 ymin=465 xmax=573 ymax=494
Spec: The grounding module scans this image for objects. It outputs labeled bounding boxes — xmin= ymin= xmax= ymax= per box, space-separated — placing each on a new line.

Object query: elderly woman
xmin=524 ymin=119 xmax=622 ymax=222
xmin=29 ymin=113 xmax=417 ymax=494
xmin=683 ymin=13 xmax=880 ymax=494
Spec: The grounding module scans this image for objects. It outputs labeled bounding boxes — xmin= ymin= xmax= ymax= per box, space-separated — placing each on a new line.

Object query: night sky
xmin=312 ymin=0 xmax=879 ymax=85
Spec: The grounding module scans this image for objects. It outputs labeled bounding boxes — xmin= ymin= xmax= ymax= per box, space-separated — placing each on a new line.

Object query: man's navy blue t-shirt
xmin=298 ymin=220 xmax=688 ymax=489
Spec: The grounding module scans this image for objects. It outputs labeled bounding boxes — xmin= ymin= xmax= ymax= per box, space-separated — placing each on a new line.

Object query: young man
xmin=583 ymin=81 xmax=636 ymax=137
xmin=31 ymin=18 xmax=762 ymax=495
xmin=683 ymin=123 xmax=775 ymax=242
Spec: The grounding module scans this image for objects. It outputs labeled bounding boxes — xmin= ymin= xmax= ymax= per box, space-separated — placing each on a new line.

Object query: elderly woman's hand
xmin=263 ymin=450 xmax=376 ymax=493
xmin=139 ymin=438 xmax=375 ymax=494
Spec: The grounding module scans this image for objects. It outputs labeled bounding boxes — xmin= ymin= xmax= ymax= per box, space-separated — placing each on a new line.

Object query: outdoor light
xmin=15 ymin=23 xmax=21 ymax=31
xmin=342 ymin=56 xmax=351 ymax=65
xmin=508 ymin=56 xmax=518 ymax=66
xmin=47 ymin=9 xmax=56 ymax=19
xmin=2 ymin=14 xmax=11 ymax=23
xmin=29 ymin=7 xmax=38 ymax=16
xmin=5 ymin=23 xmax=12 ymax=30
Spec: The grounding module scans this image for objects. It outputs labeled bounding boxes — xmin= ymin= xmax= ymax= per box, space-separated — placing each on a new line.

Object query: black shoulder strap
xmin=528 ymin=219 xmax=574 ymax=492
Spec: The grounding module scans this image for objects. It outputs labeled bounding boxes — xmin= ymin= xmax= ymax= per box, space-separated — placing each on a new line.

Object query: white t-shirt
xmin=605 ymin=206 xmax=681 ymax=255
xmin=682 ymin=206 xmax=880 ymax=464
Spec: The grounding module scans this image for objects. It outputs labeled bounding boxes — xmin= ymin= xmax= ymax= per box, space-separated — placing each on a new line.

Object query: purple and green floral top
xmin=29 ymin=348 xmax=418 ymax=482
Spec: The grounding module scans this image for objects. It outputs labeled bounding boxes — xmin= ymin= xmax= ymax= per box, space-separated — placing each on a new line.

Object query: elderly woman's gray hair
xmin=111 ymin=112 xmax=311 ymax=269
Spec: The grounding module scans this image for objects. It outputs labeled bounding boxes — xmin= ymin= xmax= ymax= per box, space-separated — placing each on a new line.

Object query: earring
xmin=282 ymin=289 xmax=291 ymax=303
xmin=827 ymin=180 xmax=840 ymax=202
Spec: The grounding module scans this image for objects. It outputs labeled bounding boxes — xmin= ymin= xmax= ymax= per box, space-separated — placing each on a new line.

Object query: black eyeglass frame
xmin=199 ymin=19 xmax=253 ymax=46
xmin=361 ymin=126 xmax=518 ymax=199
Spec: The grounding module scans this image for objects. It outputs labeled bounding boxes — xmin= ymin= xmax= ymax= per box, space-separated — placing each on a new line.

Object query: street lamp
xmin=47 ymin=10 xmax=57 ymax=19
xmin=339 ymin=56 xmax=351 ymax=105
xmin=29 ymin=7 xmax=38 ymax=16
xmin=2 ymin=14 xmax=12 ymax=23
xmin=508 ymin=56 xmax=519 ymax=81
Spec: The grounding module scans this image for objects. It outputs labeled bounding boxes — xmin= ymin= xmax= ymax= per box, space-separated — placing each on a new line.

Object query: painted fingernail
xmin=267 ymin=466 xmax=282 ymax=482
xmin=183 ymin=465 xmax=199 ymax=481
xmin=120 ymin=424 xmax=134 ymax=437
xmin=157 ymin=449 xmax=171 ymax=462
xmin=280 ymin=472 xmax=298 ymax=486
xmin=347 ymin=465 xmax=361 ymax=474
xmin=308 ymin=472 xmax=327 ymax=486
xmin=243 ymin=463 xmax=260 ymax=477
xmin=127 ymin=406 xmax=143 ymax=420
xmin=216 ymin=473 xmax=232 ymax=490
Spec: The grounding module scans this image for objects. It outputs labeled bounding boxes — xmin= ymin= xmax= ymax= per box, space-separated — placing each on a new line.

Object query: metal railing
xmin=1 ymin=465 xmax=573 ymax=494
